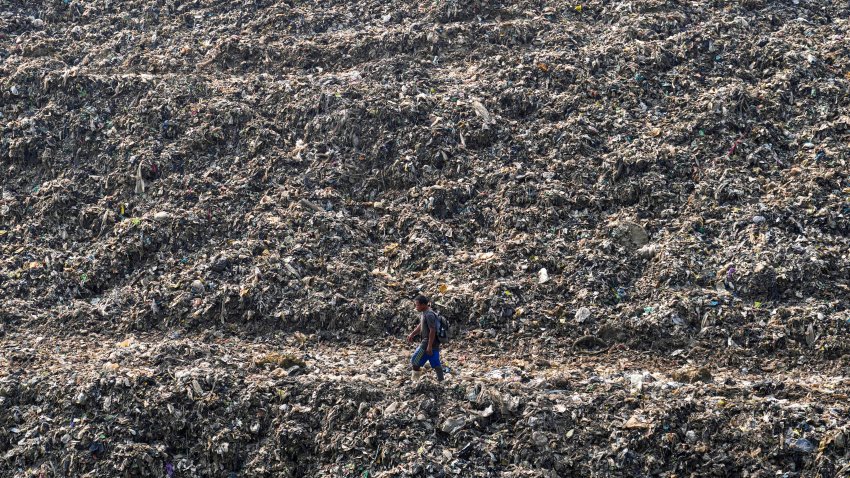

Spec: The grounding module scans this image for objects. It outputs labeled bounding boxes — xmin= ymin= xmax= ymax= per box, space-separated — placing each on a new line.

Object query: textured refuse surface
xmin=3 ymin=333 xmax=850 ymax=477
xmin=2 ymin=0 xmax=850 ymax=476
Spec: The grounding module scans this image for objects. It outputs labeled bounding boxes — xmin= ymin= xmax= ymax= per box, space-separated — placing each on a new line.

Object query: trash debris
xmin=153 ymin=211 xmax=172 ymax=222
xmin=624 ymin=415 xmax=653 ymax=430
xmin=1 ymin=0 xmax=849 ymax=476
xmin=441 ymin=417 xmax=467 ymax=435
xmin=575 ymin=307 xmax=591 ymax=324
xmin=611 ymin=221 xmax=650 ymax=249
xmin=671 ymin=366 xmax=713 ymax=384
xmin=573 ymin=335 xmax=609 ymax=355
xmin=88 ymin=442 xmax=106 ymax=460
xmin=786 ymin=438 xmax=816 ymax=454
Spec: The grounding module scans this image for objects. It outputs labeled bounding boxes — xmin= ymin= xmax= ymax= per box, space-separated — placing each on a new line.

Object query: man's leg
xmin=411 ymin=345 xmax=427 ymax=381
xmin=428 ymin=349 xmax=444 ymax=382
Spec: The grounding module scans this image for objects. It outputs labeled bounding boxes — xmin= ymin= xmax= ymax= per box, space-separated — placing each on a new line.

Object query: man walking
xmin=407 ymin=295 xmax=444 ymax=382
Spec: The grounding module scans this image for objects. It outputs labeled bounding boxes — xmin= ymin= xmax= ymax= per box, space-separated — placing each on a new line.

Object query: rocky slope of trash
xmin=3 ymin=331 xmax=850 ymax=477
xmin=2 ymin=0 xmax=850 ymax=475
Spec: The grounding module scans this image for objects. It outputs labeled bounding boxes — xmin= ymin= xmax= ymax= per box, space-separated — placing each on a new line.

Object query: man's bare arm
xmin=407 ymin=323 xmax=422 ymax=343
xmin=427 ymin=327 xmax=436 ymax=354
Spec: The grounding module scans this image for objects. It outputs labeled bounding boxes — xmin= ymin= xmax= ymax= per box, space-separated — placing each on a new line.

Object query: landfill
xmin=2 ymin=0 xmax=850 ymax=476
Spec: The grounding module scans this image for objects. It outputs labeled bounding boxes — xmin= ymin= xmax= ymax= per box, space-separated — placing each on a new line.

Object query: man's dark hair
xmin=414 ymin=295 xmax=430 ymax=306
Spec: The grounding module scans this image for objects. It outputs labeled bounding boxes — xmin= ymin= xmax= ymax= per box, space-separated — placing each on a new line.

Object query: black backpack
xmin=434 ymin=310 xmax=451 ymax=341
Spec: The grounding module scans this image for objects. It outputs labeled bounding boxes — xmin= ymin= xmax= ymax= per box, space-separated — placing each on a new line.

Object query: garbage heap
xmin=2 ymin=0 xmax=850 ymax=476
xmin=2 ymin=333 xmax=850 ymax=477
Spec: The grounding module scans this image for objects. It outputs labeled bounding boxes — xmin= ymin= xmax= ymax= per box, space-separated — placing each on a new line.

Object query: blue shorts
xmin=411 ymin=345 xmax=441 ymax=369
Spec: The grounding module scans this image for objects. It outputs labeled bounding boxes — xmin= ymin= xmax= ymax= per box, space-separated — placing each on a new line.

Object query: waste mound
xmin=2 ymin=0 xmax=850 ymax=476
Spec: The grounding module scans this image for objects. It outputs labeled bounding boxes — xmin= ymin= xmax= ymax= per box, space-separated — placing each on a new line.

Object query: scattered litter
xmin=0 ymin=0 xmax=848 ymax=476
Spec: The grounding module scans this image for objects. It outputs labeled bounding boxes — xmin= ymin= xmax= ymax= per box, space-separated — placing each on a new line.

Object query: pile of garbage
xmin=2 ymin=0 xmax=850 ymax=475
xmin=3 ymin=332 xmax=850 ymax=477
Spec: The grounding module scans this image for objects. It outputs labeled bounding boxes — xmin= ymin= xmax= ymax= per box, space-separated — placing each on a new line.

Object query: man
xmin=407 ymin=295 xmax=444 ymax=382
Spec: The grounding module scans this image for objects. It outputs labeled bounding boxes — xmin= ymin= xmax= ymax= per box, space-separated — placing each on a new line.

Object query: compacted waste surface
xmin=2 ymin=0 xmax=850 ymax=476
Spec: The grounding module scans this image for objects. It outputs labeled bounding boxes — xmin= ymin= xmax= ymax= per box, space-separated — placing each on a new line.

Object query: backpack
xmin=434 ymin=310 xmax=451 ymax=341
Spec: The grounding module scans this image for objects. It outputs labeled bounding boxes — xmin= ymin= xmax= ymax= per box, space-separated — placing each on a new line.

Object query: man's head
xmin=414 ymin=295 xmax=430 ymax=312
